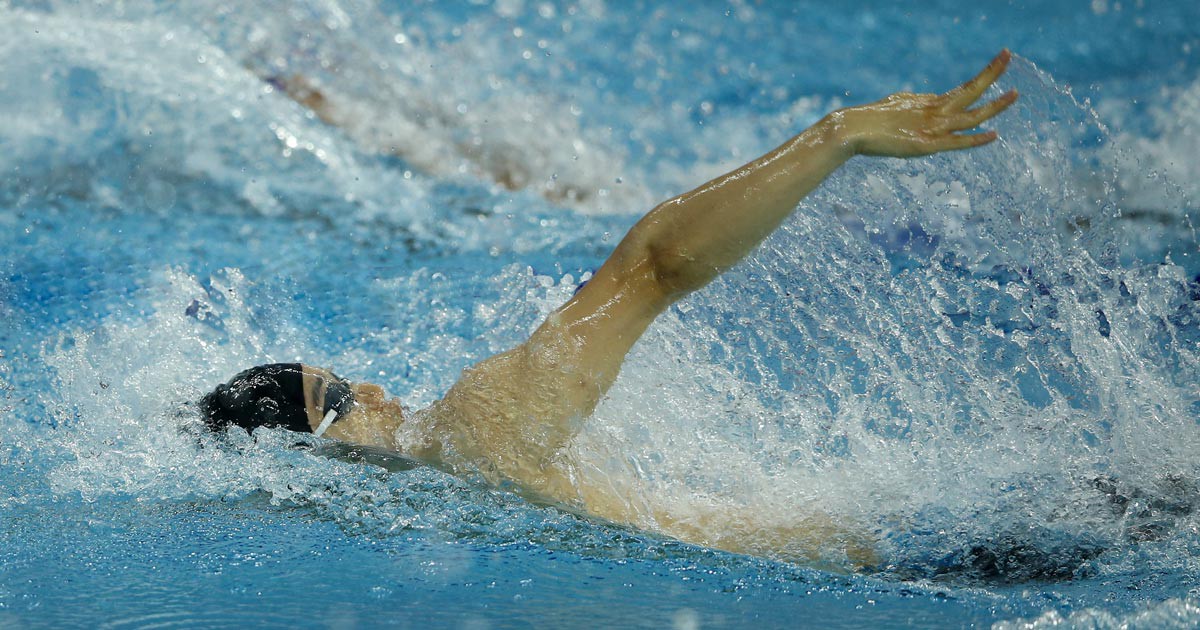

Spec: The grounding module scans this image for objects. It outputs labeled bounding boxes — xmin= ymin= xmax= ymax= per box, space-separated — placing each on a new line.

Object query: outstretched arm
xmin=430 ymin=52 xmax=1017 ymax=551
xmin=632 ymin=50 xmax=1017 ymax=299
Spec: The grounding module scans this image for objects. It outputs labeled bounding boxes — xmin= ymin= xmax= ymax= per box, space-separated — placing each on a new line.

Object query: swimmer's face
xmin=301 ymin=365 xmax=405 ymax=450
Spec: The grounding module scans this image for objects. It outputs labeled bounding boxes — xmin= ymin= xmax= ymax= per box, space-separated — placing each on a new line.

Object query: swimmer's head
xmin=199 ymin=363 xmax=355 ymax=435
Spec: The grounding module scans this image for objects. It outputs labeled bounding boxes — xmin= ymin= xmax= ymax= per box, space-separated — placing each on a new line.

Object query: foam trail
xmin=0 ymin=8 xmax=433 ymax=227
xmin=5 ymin=0 xmax=659 ymax=214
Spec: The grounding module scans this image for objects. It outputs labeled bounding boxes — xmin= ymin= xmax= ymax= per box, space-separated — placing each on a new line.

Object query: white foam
xmin=1107 ymin=77 xmax=1200 ymax=208
xmin=994 ymin=597 xmax=1200 ymax=630
xmin=0 ymin=7 xmax=433 ymax=226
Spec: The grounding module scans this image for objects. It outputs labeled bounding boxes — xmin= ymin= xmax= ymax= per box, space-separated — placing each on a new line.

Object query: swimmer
xmin=266 ymin=73 xmax=594 ymax=202
xmin=202 ymin=51 xmax=1019 ymax=566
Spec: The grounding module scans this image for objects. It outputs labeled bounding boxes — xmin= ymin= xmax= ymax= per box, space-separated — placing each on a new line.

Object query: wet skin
xmin=301 ymin=365 xmax=406 ymax=452
xmin=283 ymin=51 xmax=1019 ymax=568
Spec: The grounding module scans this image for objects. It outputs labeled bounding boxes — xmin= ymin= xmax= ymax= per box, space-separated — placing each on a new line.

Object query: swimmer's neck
xmin=317 ymin=380 xmax=419 ymax=455
xmin=320 ymin=380 xmax=535 ymax=478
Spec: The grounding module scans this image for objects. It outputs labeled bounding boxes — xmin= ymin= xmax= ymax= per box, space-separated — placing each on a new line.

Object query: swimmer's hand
xmin=829 ymin=49 xmax=1018 ymax=158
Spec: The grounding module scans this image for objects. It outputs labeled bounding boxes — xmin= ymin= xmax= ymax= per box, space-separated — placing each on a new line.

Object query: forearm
xmin=558 ymin=470 xmax=878 ymax=568
xmin=627 ymin=51 xmax=1016 ymax=301
xmin=634 ymin=116 xmax=852 ymax=297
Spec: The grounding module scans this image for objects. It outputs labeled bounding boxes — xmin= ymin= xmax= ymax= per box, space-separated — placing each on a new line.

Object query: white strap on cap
xmin=313 ymin=408 xmax=338 ymax=437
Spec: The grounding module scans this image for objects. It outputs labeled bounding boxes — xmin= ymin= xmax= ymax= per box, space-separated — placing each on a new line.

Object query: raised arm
xmin=429 ymin=53 xmax=1017 ymax=552
xmin=635 ymin=50 xmax=1017 ymax=299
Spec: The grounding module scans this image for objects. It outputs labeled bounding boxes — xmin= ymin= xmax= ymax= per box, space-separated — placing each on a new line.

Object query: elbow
xmin=622 ymin=202 xmax=713 ymax=300
xmin=645 ymin=239 xmax=707 ymax=298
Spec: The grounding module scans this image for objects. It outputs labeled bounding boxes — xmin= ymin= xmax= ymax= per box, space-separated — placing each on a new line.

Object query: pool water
xmin=3 ymin=1 xmax=1200 ymax=627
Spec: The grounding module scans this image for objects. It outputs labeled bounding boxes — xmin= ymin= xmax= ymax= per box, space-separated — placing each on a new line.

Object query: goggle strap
xmin=314 ymin=408 xmax=338 ymax=437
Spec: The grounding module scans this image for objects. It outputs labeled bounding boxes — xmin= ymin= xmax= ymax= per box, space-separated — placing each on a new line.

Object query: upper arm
xmin=431 ymin=232 xmax=674 ymax=488
xmin=527 ymin=231 xmax=674 ymax=406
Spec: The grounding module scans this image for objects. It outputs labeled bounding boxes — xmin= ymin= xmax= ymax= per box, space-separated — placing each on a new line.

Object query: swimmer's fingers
xmin=941 ymin=49 xmax=1011 ymax=110
xmin=929 ymin=130 xmax=999 ymax=152
xmin=840 ymin=56 xmax=1015 ymax=158
xmin=853 ymin=123 xmax=998 ymax=157
xmin=940 ymin=89 xmax=1018 ymax=132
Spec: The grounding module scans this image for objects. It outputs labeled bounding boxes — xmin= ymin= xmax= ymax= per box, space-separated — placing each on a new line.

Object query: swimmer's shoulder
xmin=416 ymin=337 xmax=598 ymax=483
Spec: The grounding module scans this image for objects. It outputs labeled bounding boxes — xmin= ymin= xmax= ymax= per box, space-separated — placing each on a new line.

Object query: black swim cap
xmin=199 ymin=363 xmax=355 ymax=434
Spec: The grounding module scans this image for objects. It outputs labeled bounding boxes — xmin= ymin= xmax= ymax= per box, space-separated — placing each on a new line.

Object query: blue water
xmin=3 ymin=1 xmax=1200 ymax=627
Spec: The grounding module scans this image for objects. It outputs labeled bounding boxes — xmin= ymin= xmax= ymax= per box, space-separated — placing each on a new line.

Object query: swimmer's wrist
xmin=814 ymin=111 xmax=858 ymax=161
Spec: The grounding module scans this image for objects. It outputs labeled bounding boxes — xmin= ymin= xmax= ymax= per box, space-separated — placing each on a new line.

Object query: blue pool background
xmin=3 ymin=1 xmax=1200 ymax=627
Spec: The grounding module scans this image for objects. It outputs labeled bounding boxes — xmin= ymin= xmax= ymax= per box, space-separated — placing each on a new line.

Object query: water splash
xmin=995 ymin=597 xmax=1200 ymax=630
xmin=4 ymin=0 xmax=1200 ymax=597
xmin=551 ymin=58 xmax=1200 ymax=579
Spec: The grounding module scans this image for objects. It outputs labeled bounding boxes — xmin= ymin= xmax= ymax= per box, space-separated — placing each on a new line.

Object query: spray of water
xmin=4 ymin=0 xmax=1199 ymax=586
